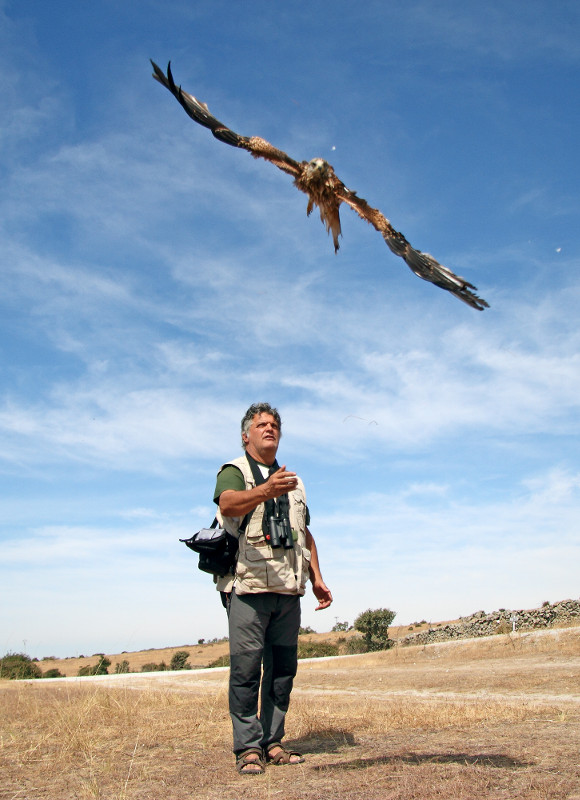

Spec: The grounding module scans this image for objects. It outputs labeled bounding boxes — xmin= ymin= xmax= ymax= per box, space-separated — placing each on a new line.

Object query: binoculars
xmin=267 ymin=515 xmax=294 ymax=549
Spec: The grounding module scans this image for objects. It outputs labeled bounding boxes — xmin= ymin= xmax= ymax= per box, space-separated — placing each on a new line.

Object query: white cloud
xmin=2 ymin=278 xmax=579 ymax=474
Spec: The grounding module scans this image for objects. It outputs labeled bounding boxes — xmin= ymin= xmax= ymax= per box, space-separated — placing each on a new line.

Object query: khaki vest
xmin=215 ymin=455 xmax=311 ymax=596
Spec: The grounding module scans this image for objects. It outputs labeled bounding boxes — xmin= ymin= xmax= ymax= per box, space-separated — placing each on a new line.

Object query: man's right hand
xmin=264 ymin=465 xmax=298 ymax=499
xmin=219 ymin=465 xmax=298 ymax=518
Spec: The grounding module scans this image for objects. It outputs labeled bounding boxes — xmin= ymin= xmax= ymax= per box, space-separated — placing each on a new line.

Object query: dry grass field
xmin=1 ymin=626 xmax=579 ymax=800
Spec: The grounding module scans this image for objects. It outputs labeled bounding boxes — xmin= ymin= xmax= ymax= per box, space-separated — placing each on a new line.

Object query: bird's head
xmin=305 ymin=158 xmax=329 ymax=179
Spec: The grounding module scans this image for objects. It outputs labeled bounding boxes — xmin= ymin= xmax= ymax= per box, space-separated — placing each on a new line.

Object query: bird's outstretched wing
xmin=151 ymin=60 xmax=302 ymax=178
xmin=151 ymin=60 xmax=488 ymax=311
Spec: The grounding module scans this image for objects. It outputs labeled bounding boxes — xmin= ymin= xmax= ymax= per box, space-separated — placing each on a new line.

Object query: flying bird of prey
xmin=151 ymin=61 xmax=488 ymax=311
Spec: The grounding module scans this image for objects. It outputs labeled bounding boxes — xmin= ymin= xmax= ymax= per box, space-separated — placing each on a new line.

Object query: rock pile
xmin=400 ymin=598 xmax=580 ymax=647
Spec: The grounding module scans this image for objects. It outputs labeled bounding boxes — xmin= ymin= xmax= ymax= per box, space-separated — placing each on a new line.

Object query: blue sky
xmin=1 ymin=0 xmax=579 ymax=659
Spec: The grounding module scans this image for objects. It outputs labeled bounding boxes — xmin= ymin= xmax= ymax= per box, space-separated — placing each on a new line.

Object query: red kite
xmin=151 ymin=61 xmax=488 ymax=310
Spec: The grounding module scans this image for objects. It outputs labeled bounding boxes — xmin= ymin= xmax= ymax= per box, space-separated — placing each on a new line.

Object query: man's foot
xmin=265 ymin=743 xmax=305 ymax=765
xmin=236 ymin=748 xmax=265 ymax=775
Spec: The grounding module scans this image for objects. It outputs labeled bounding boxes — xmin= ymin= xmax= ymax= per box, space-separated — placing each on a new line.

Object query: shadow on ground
xmin=312 ymin=751 xmax=533 ymax=771
xmin=290 ymin=728 xmax=357 ymax=754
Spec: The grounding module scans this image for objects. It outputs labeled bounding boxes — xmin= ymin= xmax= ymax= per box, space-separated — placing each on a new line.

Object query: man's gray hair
xmin=241 ymin=402 xmax=282 ymax=449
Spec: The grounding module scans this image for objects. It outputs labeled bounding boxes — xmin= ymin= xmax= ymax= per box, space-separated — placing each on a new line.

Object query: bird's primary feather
xmin=151 ymin=60 xmax=488 ymax=311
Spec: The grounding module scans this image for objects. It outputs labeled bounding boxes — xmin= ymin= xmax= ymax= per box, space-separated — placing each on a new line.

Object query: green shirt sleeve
xmin=213 ymin=465 xmax=245 ymax=504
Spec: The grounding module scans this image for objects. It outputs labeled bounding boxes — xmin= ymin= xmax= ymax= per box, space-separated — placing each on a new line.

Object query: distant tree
xmin=170 ymin=650 xmax=191 ymax=670
xmin=0 ymin=653 xmax=43 ymax=680
xmin=354 ymin=608 xmax=396 ymax=651
xmin=115 ymin=660 xmax=130 ymax=674
xmin=331 ymin=620 xmax=350 ymax=632
xmin=198 ymin=639 xmax=205 ymax=645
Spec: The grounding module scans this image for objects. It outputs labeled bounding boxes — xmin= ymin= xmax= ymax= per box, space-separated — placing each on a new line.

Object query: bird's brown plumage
xmin=151 ymin=60 xmax=488 ymax=311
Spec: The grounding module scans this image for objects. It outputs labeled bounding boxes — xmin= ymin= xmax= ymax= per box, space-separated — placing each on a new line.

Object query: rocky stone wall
xmin=400 ymin=598 xmax=580 ymax=647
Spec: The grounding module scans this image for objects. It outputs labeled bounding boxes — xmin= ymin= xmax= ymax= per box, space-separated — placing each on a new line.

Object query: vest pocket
xmin=297 ymin=543 xmax=311 ymax=592
xmin=290 ymin=494 xmax=306 ymax=532
xmin=237 ymin=544 xmax=297 ymax=592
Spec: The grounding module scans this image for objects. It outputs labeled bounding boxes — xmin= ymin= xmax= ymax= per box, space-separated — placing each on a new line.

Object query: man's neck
xmin=245 ymin=446 xmax=276 ymax=467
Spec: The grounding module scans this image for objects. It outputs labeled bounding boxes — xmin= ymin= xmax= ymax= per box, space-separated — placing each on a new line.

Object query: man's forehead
xmin=252 ymin=412 xmax=279 ymax=427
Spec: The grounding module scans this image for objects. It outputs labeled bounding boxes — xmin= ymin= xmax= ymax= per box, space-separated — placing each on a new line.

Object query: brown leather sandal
xmin=236 ymin=748 xmax=265 ymax=775
xmin=265 ymin=743 xmax=305 ymax=765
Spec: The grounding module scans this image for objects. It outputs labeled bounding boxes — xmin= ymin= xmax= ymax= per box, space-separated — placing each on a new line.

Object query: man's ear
xmin=242 ymin=433 xmax=249 ymax=445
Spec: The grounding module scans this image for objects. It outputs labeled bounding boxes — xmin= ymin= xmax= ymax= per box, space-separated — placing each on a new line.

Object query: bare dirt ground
xmin=1 ymin=626 xmax=579 ymax=800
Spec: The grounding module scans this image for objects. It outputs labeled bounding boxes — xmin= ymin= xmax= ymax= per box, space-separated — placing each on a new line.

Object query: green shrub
xmin=297 ymin=640 xmax=339 ymax=659
xmin=0 ymin=653 xmax=43 ymax=680
xmin=344 ymin=637 xmax=370 ymax=654
xmin=42 ymin=668 xmax=65 ymax=678
xmin=141 ymin=661 xmax=168 ymax=672
xmin=170 ymin=650 xmax=191 ymax=670
xmin=208 ymin=654 xmax=230 ymax=668
xmin=93 ymin=655 xmax=111 ymax=674
xmin=78 ymin=655 xmax=111 ymax=677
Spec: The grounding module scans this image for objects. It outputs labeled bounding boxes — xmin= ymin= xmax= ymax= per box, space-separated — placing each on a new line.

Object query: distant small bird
xmin=151 ymin=61 xmax=488 ymax=311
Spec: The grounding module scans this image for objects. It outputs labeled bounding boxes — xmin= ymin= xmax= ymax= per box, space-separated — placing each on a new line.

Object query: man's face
xmin=243 ymin=413 xmax=280 ymax=464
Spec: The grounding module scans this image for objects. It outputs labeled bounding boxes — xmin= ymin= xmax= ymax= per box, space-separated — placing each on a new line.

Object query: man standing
xmin=214 ymin=402 xmax=333 ymax=775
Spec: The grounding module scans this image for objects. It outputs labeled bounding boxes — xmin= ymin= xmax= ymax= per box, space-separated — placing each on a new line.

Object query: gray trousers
xmin=227 ymin=592 xmax=300 ymax=755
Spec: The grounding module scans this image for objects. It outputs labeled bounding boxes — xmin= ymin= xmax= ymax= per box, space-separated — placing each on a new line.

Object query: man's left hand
xmin=312 ymin=580 xmax=333 ymax=610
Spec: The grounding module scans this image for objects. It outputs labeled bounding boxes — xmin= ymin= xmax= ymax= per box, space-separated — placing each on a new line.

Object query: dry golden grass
xmin=1 ymin=627 xmax=579 ymax=800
